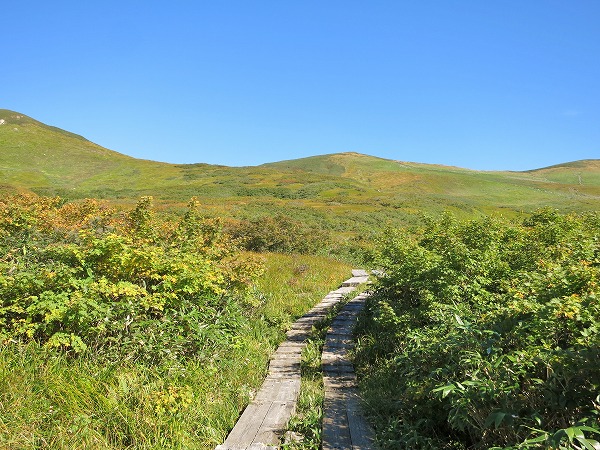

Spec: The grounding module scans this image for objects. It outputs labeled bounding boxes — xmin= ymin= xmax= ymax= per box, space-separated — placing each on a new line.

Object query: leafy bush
xmin=355 ymin=210 xmax=600 ymax=449
xmin=226 ymin=214 xmax=331 ymax=254
xmin=0 ymin=195 xmax=262 ymax=365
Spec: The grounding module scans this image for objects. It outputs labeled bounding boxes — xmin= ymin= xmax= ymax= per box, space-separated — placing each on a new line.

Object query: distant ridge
xmin=1 ymin=109 xmax=599 ymax=220
xmin=526 ymin=159 xmax=600 ymax=172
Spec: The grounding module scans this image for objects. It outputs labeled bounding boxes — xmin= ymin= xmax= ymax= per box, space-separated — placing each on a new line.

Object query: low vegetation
xmin=355 ymin=210 xmax=600 ymax=449
xmin=0 ymin=194 xmax=351 ymax=449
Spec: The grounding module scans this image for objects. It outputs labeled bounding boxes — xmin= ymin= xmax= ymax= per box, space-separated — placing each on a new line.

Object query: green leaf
xmin=575 ymin=437 xmax=600 ymax=450
xmin=552 ymin=429 xmax=567 ymax=442
xmin=573 ymin=427 xmax=586 ymax=440
xmin=485 ymin=412 xmax=506 ymax=429
xmin=432 ymin=384 xmax=456 ymax=398
xmin=522 ymin=434 xmax=548 ymax=444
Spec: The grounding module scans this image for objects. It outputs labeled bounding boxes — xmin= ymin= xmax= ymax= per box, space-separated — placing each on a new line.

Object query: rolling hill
xmin=1 ymin=109 xmax=599 ymax=224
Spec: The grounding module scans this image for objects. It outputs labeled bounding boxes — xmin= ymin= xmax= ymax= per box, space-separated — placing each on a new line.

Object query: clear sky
xmin=3 ymin=1 xmax=599 ymax=171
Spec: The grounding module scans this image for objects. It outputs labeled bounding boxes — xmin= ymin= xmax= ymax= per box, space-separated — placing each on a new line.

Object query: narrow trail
xmin=322 ymin=289 xmax=374 ymax=449
xmin=215 ymin=270 xmax=374 ymax=450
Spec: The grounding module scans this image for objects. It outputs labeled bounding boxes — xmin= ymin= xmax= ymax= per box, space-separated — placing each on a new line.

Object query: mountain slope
xmin=264 ymin=152 xmax=600 ymax=212
xmin=0 ymin=110 xmax=135 ymax=186
xmin=1 ymin=110 xmax=599 ymax=221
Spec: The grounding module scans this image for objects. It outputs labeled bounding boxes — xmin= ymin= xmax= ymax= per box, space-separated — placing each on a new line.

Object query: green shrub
xmin=0 ymin=217 xmax=352 ymax=449
xmin=226 ymin=214 xmax=331 ymax=254
xmin=355 ymin=210 xmax=600 ymax=449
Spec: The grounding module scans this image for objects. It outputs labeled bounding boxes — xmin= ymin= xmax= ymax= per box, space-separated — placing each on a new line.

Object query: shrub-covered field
xmin=0 ymin=195 xmax=351 ymax=449
xmin=355 ymin=210 xmax=600 ymax=449
xmin=0 ymin=195 xmax=264 ymax=362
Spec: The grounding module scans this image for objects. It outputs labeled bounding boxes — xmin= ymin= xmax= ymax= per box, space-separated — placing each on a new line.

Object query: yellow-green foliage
xmin=255 ymin=253 xmax=351 ymax=328
xmin=0 ymin=195 xmax=262 ymax=363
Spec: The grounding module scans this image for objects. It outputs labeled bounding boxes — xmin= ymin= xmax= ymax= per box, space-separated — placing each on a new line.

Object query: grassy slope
xmin=264 ymin=152 xmax=600 ymax=217
xmin=1 ymin=110 xmax=599 ymax=222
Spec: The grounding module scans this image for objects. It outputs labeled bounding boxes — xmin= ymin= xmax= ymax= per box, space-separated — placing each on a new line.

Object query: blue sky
xmin=3 ymin=1 xmax=599 ymax=170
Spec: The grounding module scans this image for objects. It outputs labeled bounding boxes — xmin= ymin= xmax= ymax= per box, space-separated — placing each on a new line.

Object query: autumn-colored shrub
xmin=0 ymin=195 xmax=262 ymax=364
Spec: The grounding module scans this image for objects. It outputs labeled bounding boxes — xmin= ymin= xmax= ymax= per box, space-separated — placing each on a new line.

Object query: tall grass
xmin=0 ymin=253 xmax=351 ymax=449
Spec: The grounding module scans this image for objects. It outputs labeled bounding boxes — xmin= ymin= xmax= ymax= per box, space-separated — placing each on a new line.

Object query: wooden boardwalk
xmin=215 ymin=270 xmax=372 ymax=450
xmin=322 ymin=288 xmax=375 ymax=450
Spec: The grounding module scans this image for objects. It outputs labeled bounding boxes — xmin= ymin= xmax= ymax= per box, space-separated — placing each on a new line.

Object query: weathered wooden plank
xmin=271 ymin=353 xmax=301 ymax=362
xmin=330 ymin=319 xmax=355 ymax=328
xmin=303 ymin=310 xmax=327 ymax=317
xmin=335 ymin=286 xmax=356 ymax=295
xmin=322 ymin=357 xmax=351 ymax=369
xmin=322 ymin=348 xmax=349 ymax=362
xmin=323 ymin=343 xmax=349 ymax=353
xmin=285 ymin=329 xmax=310 ymax=341
xmin=327 ymin=325 xmax=354 ymax=336
xmin=275 ymin=342 xmax=304 ymax=353
xmin=252 ymin=400 xmax=296 ymax=445
xmin=254 ymin=378 xmax=301 ymax=402
xmin=272 ymin=351 xmax=302 ymax=359
xmin=345 ymin=303 xmax=365 ymax=310
xmin=330 ymin=317 xmax=355 ymax=326
xmin=268 ymin=368 xmax=301 ymax=378
xmin=324 ymin=342 xmax=350 ymax=352
xmin=217 ymin=271 xmax=371 ymax=450
xmin=246 ymin=444 xmax=277 ymax=450
xmin=323 ymin=374 xmax=357 ymax=390
xmin=331 ymin=320 xmax=357 ymax=329
xmin=347 ymin=390 xmax=376 ymax=450
xmin=321 ymin=289 xmax=375 ymax=450
xmin=217 ymin=401 xmax=271 ymax=449
xmin=334 ymin=312 xmax=358 ymax=320
xmin=323 ymin=337 xmax=354 ymax=348
xmin=341 ymin=276 xmax=370 ymax=287
xmin=268 ymin=357 xmax=301 ymax=372
xmin=352 ymin=269 xmax=369 ymax=277
xmin=322 ymin=388 xmax=352 ymax=450
xmin=323 ymin=364 xmax=355 ymax=377
xmin=332 ymin=312 xmax=358 ymax=326
xmin=331 ymin=318 xmax=355 ymax=325
xmin=294 ymin=315 xmax=321 ymax=324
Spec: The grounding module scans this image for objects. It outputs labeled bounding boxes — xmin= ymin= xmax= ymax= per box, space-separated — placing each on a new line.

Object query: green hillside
xmin=1 ymin=109 xmax=599 ymax=222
